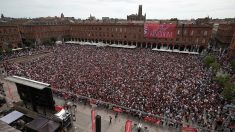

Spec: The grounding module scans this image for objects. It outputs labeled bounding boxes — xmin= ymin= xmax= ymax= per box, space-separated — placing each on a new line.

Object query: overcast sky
xmin=0 ymin=0 xmax=234 ymax=19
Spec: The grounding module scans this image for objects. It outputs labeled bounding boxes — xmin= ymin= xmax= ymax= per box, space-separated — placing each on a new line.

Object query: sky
xmin=0 ymin=0 xmax=235 ymax=19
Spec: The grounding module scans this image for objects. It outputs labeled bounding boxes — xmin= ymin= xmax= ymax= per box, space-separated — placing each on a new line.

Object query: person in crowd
xmin=4 ymin=44 xmax=228 ymax=129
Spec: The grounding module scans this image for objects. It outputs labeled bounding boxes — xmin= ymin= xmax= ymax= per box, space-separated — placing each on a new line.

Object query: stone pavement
xmin=54 ymin=98 xmax=175 ymax=132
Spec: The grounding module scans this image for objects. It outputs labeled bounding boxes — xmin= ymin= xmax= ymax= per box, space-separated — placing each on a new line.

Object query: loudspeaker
xmin=95 ymin=115 xmax=101 ymax=132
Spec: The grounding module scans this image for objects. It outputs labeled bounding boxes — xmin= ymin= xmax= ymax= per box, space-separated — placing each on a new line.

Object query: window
xmin=133 ymin=34 xmax=136 ymax=38
xmin=177 ymin=30 xmax=180 ymax=35
xmin=195 ymin=38 xmax=199 ymax=43
xmin=191 ymin=30 xmax=194 ymax=36
xmin=202 ymin=39 xmax=206 ymax=43
xmin=204 ymin=31 xmax=208 ymax=36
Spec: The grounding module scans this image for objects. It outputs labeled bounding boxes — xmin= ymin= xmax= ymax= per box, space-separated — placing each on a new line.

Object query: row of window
xmin=177 ymin=30 xmax=208 ymax=36
xmin=70 ymin=33 xmax=207 ymax=44
xmin=0 ymin=28 xmax=18 ymax=34
xmin=71 ymin=26 xmax=142 ymax=32
xmin=0 ymin=36 xmax=20 ymax=42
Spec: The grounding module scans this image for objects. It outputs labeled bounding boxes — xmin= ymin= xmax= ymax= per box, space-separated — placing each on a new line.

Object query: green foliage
xmin=215 ymin=74 xmax=235 ymax=101
xmin=210 ymin=62 xmax=220 ymax=73
xmin=5 ymin=48 xmax=12 ymax=53
xmin=50 ymin=37 xmax=56 ymax=43
xmin=43 ymin=37 xmax=56 ymax=46
xmin=203 ymin=54 xmax=216 ymax=67
xmin=222 ymin=81 xmax=235 ymax=100
xmin=215 ymin=74 xmax=231 ymax=86
xmin=23 ymin=38 xmax=35 ymax=47
xmin=231 ymin=60 xmax=235 ymax=71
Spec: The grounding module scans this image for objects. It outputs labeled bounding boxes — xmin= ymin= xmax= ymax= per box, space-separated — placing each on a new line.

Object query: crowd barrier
xmin=52 ymin=88 xmax=217 ymax=132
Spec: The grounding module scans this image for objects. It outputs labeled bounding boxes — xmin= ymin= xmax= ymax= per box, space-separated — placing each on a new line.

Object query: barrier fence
xmin=52 ymin=88 xmax=218 ymax=132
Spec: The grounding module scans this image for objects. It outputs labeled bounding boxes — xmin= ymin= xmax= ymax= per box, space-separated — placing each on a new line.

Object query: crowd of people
xmin=0 ymin=45 xmax=53 ymax=61
xmin=4 ymin=44 xmax=228 ymax=130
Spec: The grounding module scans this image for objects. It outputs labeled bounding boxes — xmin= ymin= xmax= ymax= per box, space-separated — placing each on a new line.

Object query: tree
xmin=215 ymin=74 xmax=231 ymax=86
xmin=210 ymin=62 xmax=220 ymax=73
xmin=50 ymin=37 xmax=56 ymax=43
xmin=23 ymin=38 xmax=35 ymax=48
xmin=203 ymin=54 xmax=216 ymax=67
xmin=1 ymin=13 xmax=4 ymax=19
xmin=231 ymin=60 xmax=235 ymax=71
xmin=222 ymin=81 xmax=235 ymax=101
xmin=43 ymin=37 xmax=56 ymax=46
xmin=5 ymin=48 xmax=12 ymax=54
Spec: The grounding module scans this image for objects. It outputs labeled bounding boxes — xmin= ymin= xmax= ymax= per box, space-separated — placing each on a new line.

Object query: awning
xmin=5 ymin=76 xmax=50 ymax=90
xmin=0 ymin=110 xmax=24 ymax=124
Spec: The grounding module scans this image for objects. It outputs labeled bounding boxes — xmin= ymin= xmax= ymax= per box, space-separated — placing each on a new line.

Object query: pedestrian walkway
xmin=54 ymin=98 xmax=174 ymax=132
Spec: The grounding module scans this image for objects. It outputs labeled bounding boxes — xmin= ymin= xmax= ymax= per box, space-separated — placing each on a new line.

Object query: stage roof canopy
xmin=5 ymin=76 xmax=50 ymax=90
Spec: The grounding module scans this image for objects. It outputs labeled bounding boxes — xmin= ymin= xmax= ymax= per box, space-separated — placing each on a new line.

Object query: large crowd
xmin=4 ymin=44 xmax=228 ymax=130
xmin=0 ymin=45 xmax=52 ymax=61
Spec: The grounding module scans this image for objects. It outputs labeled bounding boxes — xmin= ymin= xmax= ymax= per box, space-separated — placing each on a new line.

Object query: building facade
xmin=229 ymin=32 xmax=235 ymax=57
xmin=20 ymin=25 xmax=70 ymax=43
xmin=127 ymin=5 xmax=146 ymax=21
xmin=69 ymin=23 xmax=212 ymax=52
xmin=0 ymin=22 xmax=212 ymax=52
xmin=215 ymin=24 xmax=235 ymax=49
xmin=0 ymin=25 xmax=22 ymax=51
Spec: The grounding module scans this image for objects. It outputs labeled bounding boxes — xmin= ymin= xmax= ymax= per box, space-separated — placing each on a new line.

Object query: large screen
xmin=144 ymin=23 xmax=176 ymax=38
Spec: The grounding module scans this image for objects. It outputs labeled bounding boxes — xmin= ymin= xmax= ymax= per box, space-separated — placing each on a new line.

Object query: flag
xmin=91 ymin=110 xmax=96 ymax=132
xmin=125 ymin=120 xmax=132 ymax=132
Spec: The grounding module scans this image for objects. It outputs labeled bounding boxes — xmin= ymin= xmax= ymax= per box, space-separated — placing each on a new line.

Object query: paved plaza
xmin=54 ymin=98 xmax=175 ymax=132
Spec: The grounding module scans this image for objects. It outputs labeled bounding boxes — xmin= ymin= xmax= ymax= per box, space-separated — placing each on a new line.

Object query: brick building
xmin=0 ymin=25 xmax=22 ymax=51
xmin=69 ymin=23 xmax=212 ymax=52
xmin=215 ymin=24 xmax=235 ymax=49
xmin=20 ymin=24 xmax=70 ymax=44
xmin=0 ymin=21 xmax=212 ymax=53
xmin=229 ymin=32 xmax=235 ymax=57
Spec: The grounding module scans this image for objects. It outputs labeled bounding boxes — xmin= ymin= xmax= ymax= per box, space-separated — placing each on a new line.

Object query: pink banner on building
xmin=144 ymin=23 xmax=176 ymax=38
xmin=125 ymin=120 xmax=132 ymax=132
xmin=91 ymin=110 xmax=96 ymax=132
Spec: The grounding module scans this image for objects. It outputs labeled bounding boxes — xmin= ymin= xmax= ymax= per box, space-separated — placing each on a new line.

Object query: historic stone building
xmin=0 ymin=21 xmax=212 ymax=53
xmin=69 ymin=23 xmax=212 ymax=52
xmin=215 ymin=24 xmax=235 ymax=49
xmin=127 ymin=5 xmax=146 ymax=21
xmin=20 ymin=24 xmax=70 ymax=43
xmin=229 ymin=32 xmax=235 ymax=57
xmin=0 ymin=25 xmax=22 ymax=51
